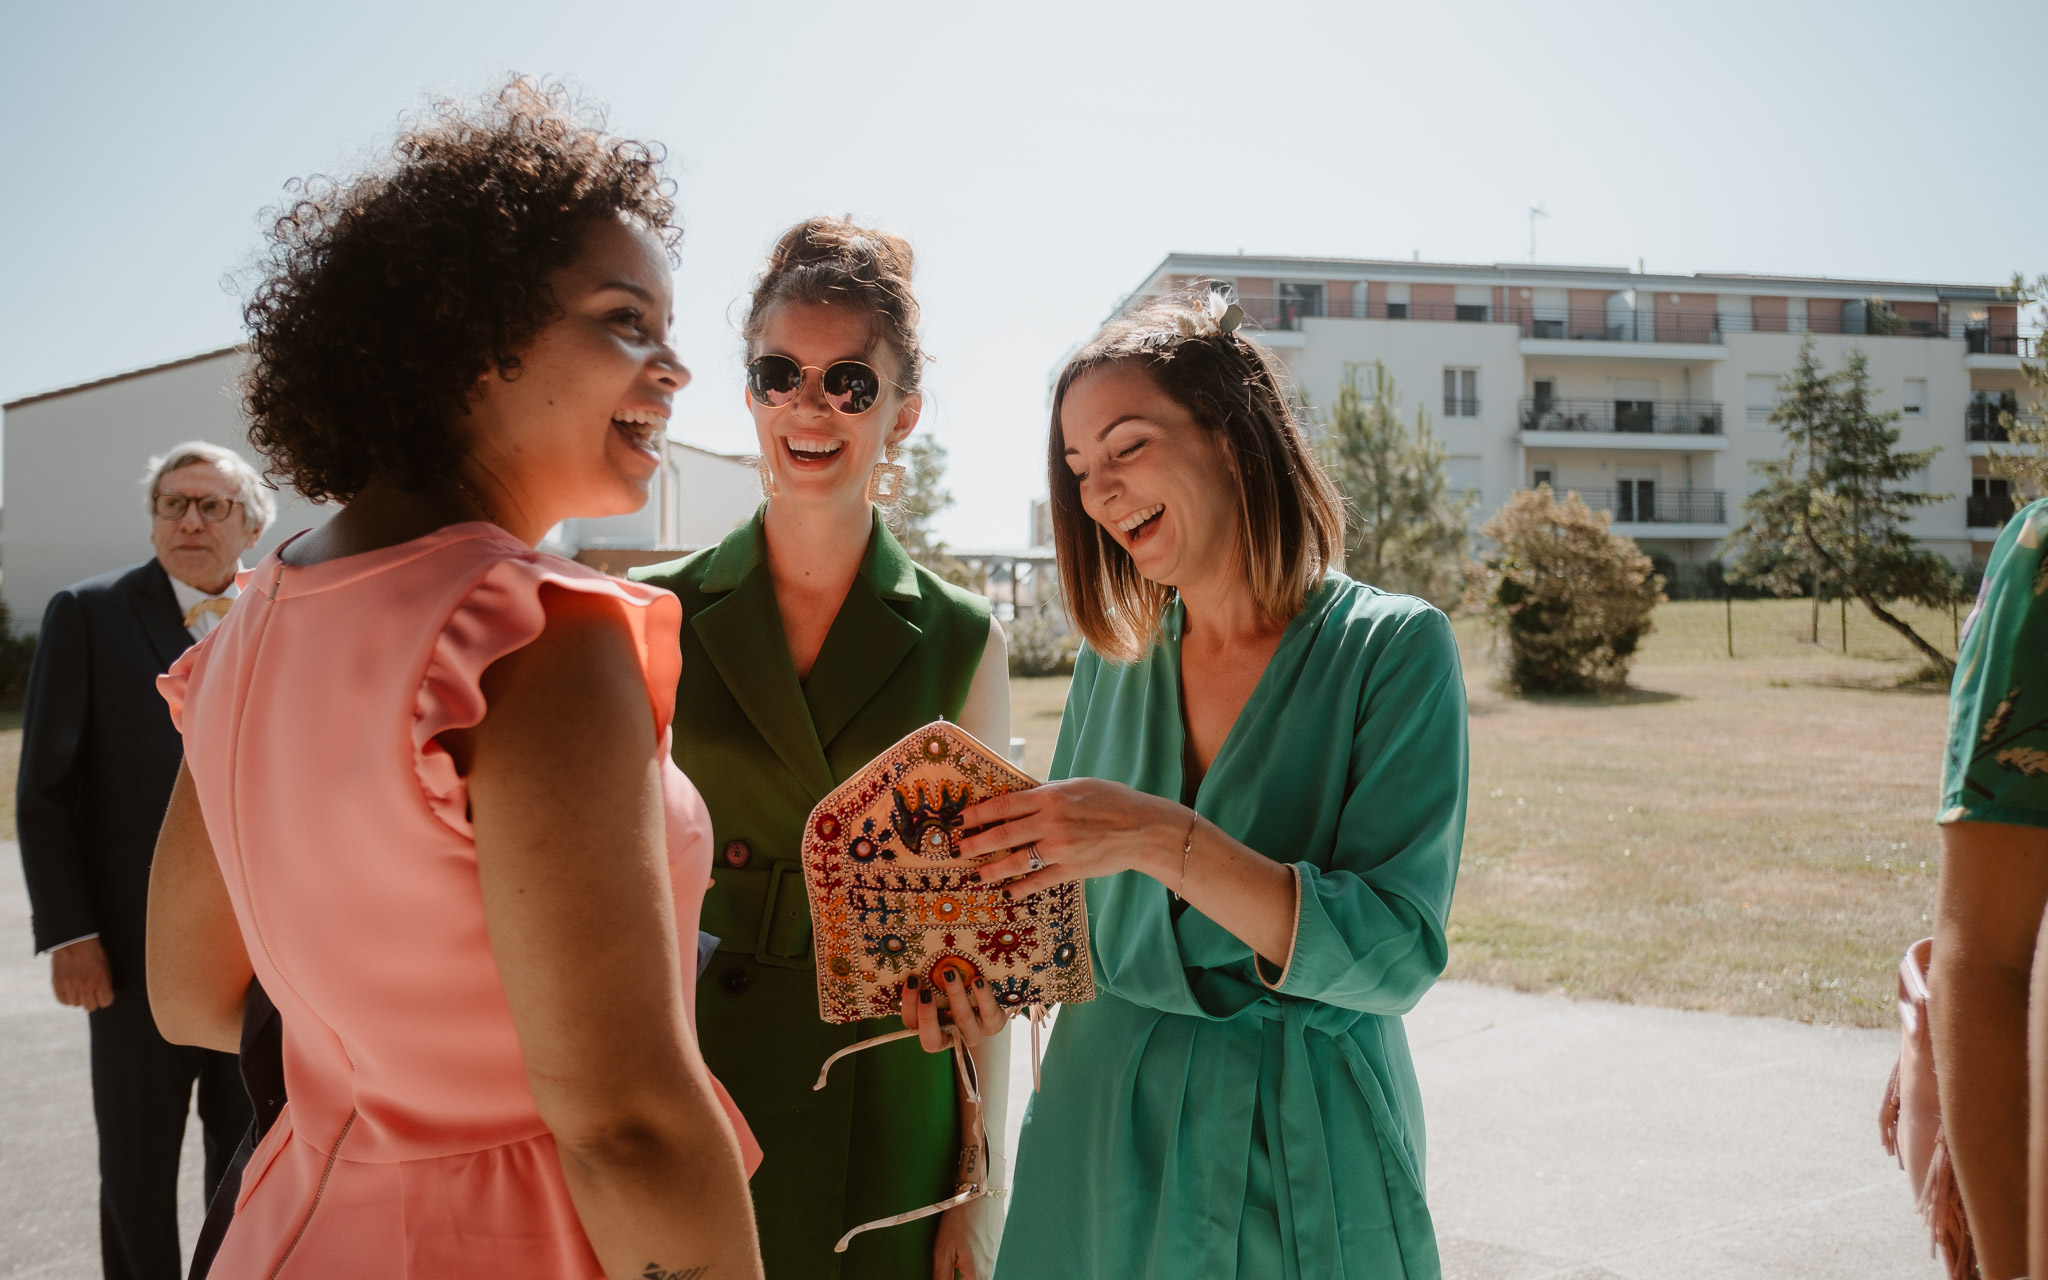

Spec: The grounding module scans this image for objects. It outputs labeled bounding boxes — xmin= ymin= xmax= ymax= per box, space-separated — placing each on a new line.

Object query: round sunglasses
xmin=745 ymin=355 xmax=894 ymax=416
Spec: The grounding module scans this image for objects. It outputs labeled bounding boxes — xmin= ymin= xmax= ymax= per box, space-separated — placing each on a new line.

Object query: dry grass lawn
xmin=0 ymin=708 xmax=21 ymax=841
xmin=1451 ymin=597 xmax=1955 ymax=1027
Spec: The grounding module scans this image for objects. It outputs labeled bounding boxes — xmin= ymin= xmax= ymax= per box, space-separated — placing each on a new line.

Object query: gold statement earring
xmin=756 ymin=456 xmax=779 ymax=499
xmin=866 ymin=447 xmax=907 ymax=504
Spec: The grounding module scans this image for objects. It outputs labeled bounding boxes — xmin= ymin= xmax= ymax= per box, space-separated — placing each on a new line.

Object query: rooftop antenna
xmin=1527 ymin=205 xmax=1549 ymax=264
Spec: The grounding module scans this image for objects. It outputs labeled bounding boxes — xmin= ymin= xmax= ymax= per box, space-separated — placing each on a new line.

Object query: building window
xmin=1386 ymin=302 xmax=1409 ymax=319
xmin=1443 ymin=368 xmax=1479 ymax=418
xmin=1971 ymin=475 xmax=2016 ymax=527
xmin=1532 ymin=467 xmax=1554 ymax=489
xmin=1455 ymin=303 xmax=1489 ymax=322
xmin=1902 ymin=378 xmax=1926 ymax=417
xmin=1617 ymin=478 xmax=1657 ymax=523
xmin=1445 ymin=456 xmax=1483 ymax=503
xmin=1746 ymin=373 xmax=1780 ymax=430
xmin=1275 ymin=282 xmax=1324 ymax=330
xmin=1968 ymin=390 xmax=2019 ymax=441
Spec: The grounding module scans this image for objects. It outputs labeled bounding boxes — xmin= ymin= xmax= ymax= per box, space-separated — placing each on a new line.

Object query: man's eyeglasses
xmin=152 ymin=492 xmax=242 ymax=524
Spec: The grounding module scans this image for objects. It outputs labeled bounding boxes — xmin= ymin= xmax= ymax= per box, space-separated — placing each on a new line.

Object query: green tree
xmin=1723 ymin=339 xmax=1959 ymax=671
xmin=892 ymin=435 xmax=976 ymax=589
xmin=1987 ymin=272 xmax=2048 ymax=495
xmin=1480 ymin=486 xmax=1664 ymax=693
xmin=1317 ymin=362 xmax=1474 ymax=607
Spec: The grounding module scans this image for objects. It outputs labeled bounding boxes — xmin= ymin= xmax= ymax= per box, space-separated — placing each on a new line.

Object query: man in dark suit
xmin=17 ymin=441 xmax=272 ymax=1280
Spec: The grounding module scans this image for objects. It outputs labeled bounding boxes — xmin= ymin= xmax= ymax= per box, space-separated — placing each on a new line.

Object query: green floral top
xmin=1941 ymin=497 xmax=2048 ymax=830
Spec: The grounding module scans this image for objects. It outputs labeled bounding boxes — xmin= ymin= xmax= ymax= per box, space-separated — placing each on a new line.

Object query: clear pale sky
xmin=3 ymin=0 xmax=2042 ymax=548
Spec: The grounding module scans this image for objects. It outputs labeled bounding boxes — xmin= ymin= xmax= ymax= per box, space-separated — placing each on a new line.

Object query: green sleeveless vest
xmin=631 ymin=506 xmax=993 ymax=1280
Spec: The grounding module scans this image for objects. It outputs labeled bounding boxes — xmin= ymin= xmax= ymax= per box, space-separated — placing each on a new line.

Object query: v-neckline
xmin=1168 ymin=578 xmax=1334 ymax=809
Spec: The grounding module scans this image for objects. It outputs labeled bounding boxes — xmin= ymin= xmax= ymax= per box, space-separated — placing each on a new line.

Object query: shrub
xmin=0 ymin=599 xmax=36 ymax=707
xmin=1480 ymin=487 xmax=1666 ymax=694
xmin=1006 ymin=604 xmax=1077 ymax=677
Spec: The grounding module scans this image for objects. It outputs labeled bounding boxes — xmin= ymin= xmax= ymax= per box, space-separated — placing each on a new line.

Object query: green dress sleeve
xmin=1260 ymin=607 xmax=1467 ymax=1012
xmin=1055 ymin=583 xmax=1467 ymax=1032
xmin=1941 ymin=499 xmax=2048 ymax=830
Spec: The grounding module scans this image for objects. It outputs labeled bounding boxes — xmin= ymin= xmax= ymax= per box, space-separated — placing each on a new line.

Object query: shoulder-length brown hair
xmin=1047 ymin=291 xmax=1345 ymax=662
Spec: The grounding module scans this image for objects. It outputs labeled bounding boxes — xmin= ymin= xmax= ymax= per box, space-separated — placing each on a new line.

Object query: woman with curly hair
xmin=630 ymin=217 xmax=1011 ymax=1280
xmin=143 ymin=79 xmax=764 ymax=1280
xmin=962 ymin=291 xmax=1467 ymax=1278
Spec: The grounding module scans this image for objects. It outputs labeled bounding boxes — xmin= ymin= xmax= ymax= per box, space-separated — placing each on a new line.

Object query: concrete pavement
xmin=1404 ymin=983 xmax=1941 ymax=1279
xmin=0 ymin=847 xmax=206 ymax=1279
xmin=1 ymin=838 xmax=1942 ymax=1278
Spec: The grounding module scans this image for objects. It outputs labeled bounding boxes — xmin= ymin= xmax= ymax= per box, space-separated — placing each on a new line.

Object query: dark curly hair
xmin=241 ymin=76 xmax=680 ymax=504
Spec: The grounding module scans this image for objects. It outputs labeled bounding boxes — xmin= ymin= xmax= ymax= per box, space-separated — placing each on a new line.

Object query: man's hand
xmin=51 ymin=938 xmax=113 ymax=1011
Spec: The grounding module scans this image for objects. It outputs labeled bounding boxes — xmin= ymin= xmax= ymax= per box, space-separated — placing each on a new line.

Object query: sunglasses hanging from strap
xmin=814 ymin=1024 xmax=993 ymax=1252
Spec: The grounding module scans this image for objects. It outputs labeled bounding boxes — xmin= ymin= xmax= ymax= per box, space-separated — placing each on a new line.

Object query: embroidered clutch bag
xmin=800 ymin=719 xmax=1096 ymax=1025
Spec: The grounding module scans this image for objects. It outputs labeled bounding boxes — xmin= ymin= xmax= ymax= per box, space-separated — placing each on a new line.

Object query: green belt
xmin=701 ymin=858 xmax=813 ymax=969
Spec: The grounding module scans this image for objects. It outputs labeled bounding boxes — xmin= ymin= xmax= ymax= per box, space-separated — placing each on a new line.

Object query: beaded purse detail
xmin=800 ymin=719 xmax=1095 ymax=1025
xmin=802 ymin=720 xmax=1095 ymax=1250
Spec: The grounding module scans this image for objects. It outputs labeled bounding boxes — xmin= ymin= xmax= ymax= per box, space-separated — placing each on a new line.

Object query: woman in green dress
xmin=962 ymin=291 xmax=1468 ymax=1278
xmin=632 ymin=218 xmax=1011 ymax=1280
xmin=1928 ymin=496 xmax=2048 ymax=1278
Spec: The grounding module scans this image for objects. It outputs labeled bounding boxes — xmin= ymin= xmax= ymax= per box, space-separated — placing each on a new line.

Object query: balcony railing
xmin=1520 ymin=398 xmax=1723 ymax=435
xmin=1137 ymin=293 xmax=2044 ymax=350
xmin=1966 ymin=328 xmax=2038 ymax=358
xmin=1967 ymin=406 xmax=2043 ymax=442
xmin=1969 ymin=494 xmax=2018 ymax=527
xmin=1567 ymin=488 xmax=1728 ymax=524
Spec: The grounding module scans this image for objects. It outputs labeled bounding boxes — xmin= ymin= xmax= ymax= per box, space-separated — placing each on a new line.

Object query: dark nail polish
xmin=975 ymin=978 xmax=986 ymax=989
xmin=906 ymin=975 xmax=919 ymax=989
xmin=1002 ymin=888 xmax=1014 ymax=900
xmin=920 ymin=987 xmax=933 ymax=1004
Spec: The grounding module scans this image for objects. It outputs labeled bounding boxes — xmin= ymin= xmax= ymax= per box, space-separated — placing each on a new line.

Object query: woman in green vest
xmin=632 ymin=217 xmax=1011 ymax=1280
xmin=961 ymin=291 xmax=1468 ymax=1278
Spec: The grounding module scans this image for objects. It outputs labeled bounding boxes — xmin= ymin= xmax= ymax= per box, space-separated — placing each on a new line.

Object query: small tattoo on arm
xmin=643 ymin=1266 xmax=710 ymax=1280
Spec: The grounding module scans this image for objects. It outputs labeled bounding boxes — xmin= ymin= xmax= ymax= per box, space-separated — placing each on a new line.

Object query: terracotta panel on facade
xmin=1328 ymin=281 xmax=1354 ymax=317
xmin=1366 ymin=281 xmax=1387 ymax=318
xmin=1568 ymin=289 xmax=1611 ymax=337
xmin=1234 ymin=277 xmax=1275 ymax=326
xmin=1410 ymin=283 xmax=1454 ymax=319
xmin=1653 ymin=292 xmax=1718 ymax=343
xmin=1890 ymin=301 xmax=1937 ymax=325
xmin=1990 ymin=304 xmax=2019 ymax=334
xmin=1751 ymin=296 xmax=1788 ymax=333
xmin=1806 ymin=298 xmax=1843 ymax=334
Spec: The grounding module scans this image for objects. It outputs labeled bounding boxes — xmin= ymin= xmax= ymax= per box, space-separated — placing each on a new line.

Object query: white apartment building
xmin=1 ymin=347 xmax=761 ymax=632
xmin=1120 ymin=254 xmax=2039 ymax=573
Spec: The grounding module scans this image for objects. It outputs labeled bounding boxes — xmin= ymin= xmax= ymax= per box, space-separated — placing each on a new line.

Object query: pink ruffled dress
xmin=160 ymin=523 xmax=759 ymax=1278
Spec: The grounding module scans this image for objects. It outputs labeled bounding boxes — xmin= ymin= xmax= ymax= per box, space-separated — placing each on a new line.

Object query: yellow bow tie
xmin=182 ymin=597 xmax=233 ymax=629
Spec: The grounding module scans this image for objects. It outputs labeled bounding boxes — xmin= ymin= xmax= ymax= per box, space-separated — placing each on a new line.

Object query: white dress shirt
xmin=169 ymin=572 xmax=242 ymax=642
